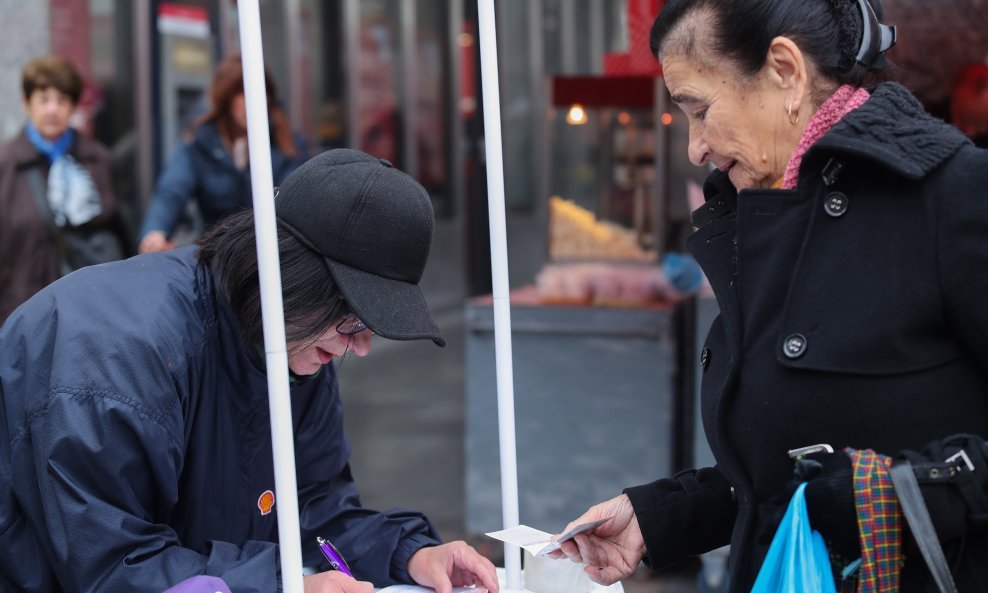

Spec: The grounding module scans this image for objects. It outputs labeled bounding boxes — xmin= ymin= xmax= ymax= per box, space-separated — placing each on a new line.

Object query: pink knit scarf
xmin=782 ymin=85 xmax=870 ymax=189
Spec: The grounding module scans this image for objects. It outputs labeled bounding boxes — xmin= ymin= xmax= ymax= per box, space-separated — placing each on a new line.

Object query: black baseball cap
xmin=275 ymin=149 xmax=445 ymax=347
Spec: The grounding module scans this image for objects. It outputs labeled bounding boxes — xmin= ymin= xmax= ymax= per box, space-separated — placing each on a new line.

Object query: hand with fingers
xmin=303 ymin=570 xmax=375 ymax=593
xmin=407 ymin=540 xmax=500 ymax=593
xmin=139 ymin=230 xmax=175 ymax=253
xmin=547 ymin=494 xmax=645 ymax=586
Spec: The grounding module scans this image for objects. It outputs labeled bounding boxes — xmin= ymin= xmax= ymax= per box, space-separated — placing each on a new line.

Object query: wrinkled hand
xmin=139 ymin=231 xmax=175 ymax=253
xmin=407 ymin=541 xmax=499 ymax=593
xmin=303 ymin=570 xmax=374 ymax=593
xmin=547 ymin=494 xmax=645 ymax=586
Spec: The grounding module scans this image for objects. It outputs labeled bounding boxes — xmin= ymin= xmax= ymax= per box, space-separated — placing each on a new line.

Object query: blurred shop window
xmin=357 ymin=0 xmax=403 ymax=169
xmin=88 ymin=0 xmax=139 ymax=245
xmin=606 ymin=0 xmax=631 ymax=55
xmin=544 ymin=0 xmax=626 ymax=76
xmin=495 ymin=0 xmax=537 ymax=214
xmin=414 ymin=0 xmax=452 ymax=218
xmin=306 ymin=0 xmax=347 ymax=151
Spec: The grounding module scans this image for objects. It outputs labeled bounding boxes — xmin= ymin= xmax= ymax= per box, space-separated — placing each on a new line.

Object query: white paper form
xmin=485 ymin=517 xmax=613 ymax=557
xmin=377 ymin=586 xmax=486 ymax=593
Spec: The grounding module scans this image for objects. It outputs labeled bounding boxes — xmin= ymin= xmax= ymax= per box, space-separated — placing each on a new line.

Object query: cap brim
xmin=325 ymin=258 xmax=446 ymax=347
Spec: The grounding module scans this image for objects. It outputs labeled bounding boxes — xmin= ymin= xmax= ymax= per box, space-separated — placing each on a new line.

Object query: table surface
xmin=374 ymin=567 xmax=625 ymax=593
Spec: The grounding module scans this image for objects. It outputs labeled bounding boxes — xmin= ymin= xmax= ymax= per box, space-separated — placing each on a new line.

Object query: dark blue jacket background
xmin=0 ymin=247 xmax=440 ymax=592
xmin=139 ymin=122 xmax=307 ymax=239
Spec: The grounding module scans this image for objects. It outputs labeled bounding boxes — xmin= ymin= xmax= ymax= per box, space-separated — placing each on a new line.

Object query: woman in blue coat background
xmin=138 ymin=53 xmax=307 ymax=253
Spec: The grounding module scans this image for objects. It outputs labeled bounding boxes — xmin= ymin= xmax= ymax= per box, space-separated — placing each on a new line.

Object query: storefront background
xmin=3 ymin=0 xmax=986 ymax=309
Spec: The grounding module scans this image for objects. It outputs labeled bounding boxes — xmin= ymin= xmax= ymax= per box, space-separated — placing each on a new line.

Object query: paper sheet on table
xmin=377 ymin=586 xmax=486 ymax=593
xmin=486 ymin=517 xmax=613 ymax=557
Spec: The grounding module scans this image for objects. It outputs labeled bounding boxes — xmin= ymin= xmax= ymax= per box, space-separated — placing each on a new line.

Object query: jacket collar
xmin=191 ymin=121 xmax=226 ymax=154
xmin=190 ymin=122 xmax=264 ymax=168
xmin=691 ymin=82 xmax=971 ymax=228
xmin=8 ymin=131 xmax=44 ymax=166
xmin=8 ymin=127 xmax=103 ymax=167
xmin=808 ymin=82 xmax=970 ymax=180
xmin=690 ymin=169 xmax=738 ymax=228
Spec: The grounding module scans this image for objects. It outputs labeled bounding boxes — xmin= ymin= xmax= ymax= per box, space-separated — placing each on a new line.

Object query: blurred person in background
xmin=0 ymin=55 xmax=129 ymax=324
xmin=553 ymin=1 xmax=988 ymax=591
xmin=951 ymin=62 xmax=988 ymax=148
xmin=138 ymin=53 xmax=307 ymax=253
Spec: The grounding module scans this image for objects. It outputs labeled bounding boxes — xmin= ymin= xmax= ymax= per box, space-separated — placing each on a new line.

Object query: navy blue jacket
xmin=0 ymin=247 xmax=440 ymax=593
xmin=140 ymin=123 xmax=307 ymax=239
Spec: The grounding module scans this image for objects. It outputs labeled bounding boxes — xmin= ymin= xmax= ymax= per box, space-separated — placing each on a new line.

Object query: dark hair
xmin=21 ymin=55 xmax=84 ymax=104
xmin=191 ymin=53 xmax=298 ymax=159
xmin=196 ymin=209 xmax=348 ymax=351
xmin=650 ymin=0 xmax=893 ymax=90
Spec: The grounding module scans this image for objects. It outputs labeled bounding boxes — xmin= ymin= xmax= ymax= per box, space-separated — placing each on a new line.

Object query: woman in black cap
xmin=0 ymin=149 xmax=498 ymax=593
xmin=552 ymin=1 xmax=988 ymax=591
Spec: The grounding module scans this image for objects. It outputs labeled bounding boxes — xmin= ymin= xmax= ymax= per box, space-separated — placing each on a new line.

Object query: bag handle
xmin=889 ymin=460 xmax=958 ymax=593
xmin=25 ymin=167 xmax=77 ymax=271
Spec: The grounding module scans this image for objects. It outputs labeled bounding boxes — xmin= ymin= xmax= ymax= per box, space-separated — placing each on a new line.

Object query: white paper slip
xmin=377 ymin=586 xmax=487 ymax=593
xmin=486 ymin=517 xmax=613 ymax=557
xmin=537 ymin=517 xmax=613 ymax=555
xmin=485 ymin=525 xmax=555 ymax=556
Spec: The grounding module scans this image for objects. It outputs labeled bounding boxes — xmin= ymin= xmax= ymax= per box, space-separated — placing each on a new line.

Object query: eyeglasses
xmin=336 ymin=312 xmax=370 ymax=336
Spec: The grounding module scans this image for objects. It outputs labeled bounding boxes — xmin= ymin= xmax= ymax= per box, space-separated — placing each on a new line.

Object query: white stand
xmin=475 ymin=0 xmax=523 ymax=590
xmin=237 ymin=3 xmax=303 ymax=593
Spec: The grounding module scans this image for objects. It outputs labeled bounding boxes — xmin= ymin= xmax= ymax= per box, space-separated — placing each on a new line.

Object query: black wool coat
xmin=625 ymin=83 xmax=988 ymax=592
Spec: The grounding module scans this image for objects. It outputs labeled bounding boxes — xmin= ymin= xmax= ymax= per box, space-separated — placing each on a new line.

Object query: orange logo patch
xmin=258 ymin=490 xmax=275 ymax=515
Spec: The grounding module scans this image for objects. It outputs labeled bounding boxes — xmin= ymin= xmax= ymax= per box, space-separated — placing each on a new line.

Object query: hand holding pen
xmin=302 ymin=537 xmax=373 ymax=593
xmin=312 ymin=535 xmax=498 ymax=593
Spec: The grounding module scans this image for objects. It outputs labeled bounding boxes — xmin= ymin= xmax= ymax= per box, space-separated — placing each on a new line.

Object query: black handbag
xmin=26 ymin=167 xmax=124 ymax=274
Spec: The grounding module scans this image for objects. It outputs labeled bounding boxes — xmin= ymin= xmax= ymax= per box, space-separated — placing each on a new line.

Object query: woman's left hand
xmin=407 ymin=541 xmax=499 ymax=593
xmin=139 ymin=231 xmax=175 ymax=253
xmin=549 ymin=494 xmax=645 ymax=586
xmin=769 ymin=451 xmax=859 ymax=558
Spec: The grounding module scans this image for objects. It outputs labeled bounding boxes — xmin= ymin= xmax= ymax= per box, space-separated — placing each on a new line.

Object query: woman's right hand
xmin=548 ymin=493 xmax=645 ymax=585
xmin=302 ymin=571 xmax=374 ymax=593
xmin=139 ymin=231 xmax=175 ymax=253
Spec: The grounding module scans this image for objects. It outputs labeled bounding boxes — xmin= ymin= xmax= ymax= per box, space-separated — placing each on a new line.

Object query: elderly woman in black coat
xmin=551 ymin=1 xmax=988 ymax=592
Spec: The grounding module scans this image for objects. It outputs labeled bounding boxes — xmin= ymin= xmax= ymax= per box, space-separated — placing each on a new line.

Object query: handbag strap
xmin=25 ymin=167 xmax=77 ymax=270
xmin=889 ymin=460 xmax=958 ymax=593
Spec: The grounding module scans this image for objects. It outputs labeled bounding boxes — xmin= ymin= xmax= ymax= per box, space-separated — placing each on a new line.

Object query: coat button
xmin=783 ymin=334 xmax=807 ymax=359
xmin=824 ymin=192 xmax=849 ymax=217
xmin=700 ymin=347 xmax=711 ymax=371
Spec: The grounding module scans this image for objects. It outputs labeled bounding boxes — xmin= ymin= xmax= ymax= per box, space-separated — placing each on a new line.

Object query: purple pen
xmin=317 ymin=536 xmax=353 ymax=578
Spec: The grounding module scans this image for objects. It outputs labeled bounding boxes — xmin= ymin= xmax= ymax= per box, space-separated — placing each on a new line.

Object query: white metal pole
xmin=476 ymin=1 xmax=523 ymax=590
xmin=237 ymin=3 xmax=304 ymax=593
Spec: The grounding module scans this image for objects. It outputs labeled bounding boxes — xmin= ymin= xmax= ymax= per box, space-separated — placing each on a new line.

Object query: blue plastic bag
xmin=750 ymin=483 xmax=837 ymax=593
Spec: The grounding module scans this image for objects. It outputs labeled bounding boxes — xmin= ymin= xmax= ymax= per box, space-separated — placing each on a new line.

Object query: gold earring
xmin=787 ymin=101 xmax=800 ymax=126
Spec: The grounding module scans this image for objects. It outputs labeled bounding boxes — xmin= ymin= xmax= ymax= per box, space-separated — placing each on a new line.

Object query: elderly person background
xmin=138 ymin=53 xmax=306 ymax=253
xmin=552 ymin=1 xmax=988 ymax=591
xmin=0 ymin=55 xmax=129 ymax=324
xmin=0 ymin=149 xmax=498 ymax=593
